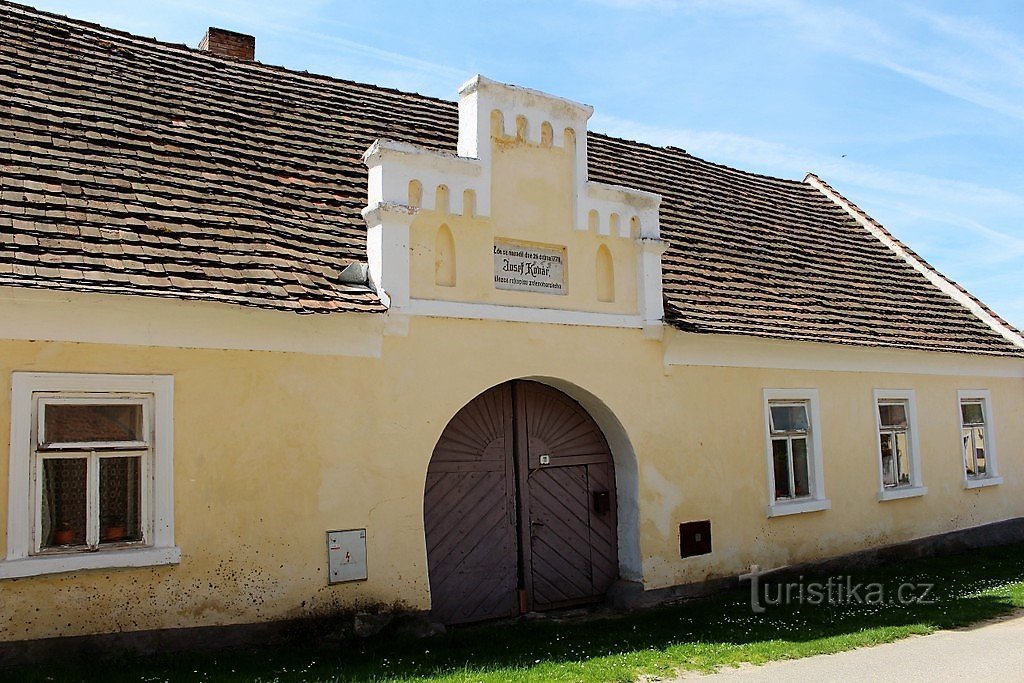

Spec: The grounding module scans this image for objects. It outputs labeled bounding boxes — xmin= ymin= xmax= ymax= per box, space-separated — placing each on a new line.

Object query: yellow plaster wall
xmin=632 ymin=364 xmax=1024 ymax=586
xmin=0 ymin=341 xmax=429 ymax=640
xmin=408 ymin=129 xmax=638 ymax=313
xmin=4 ymin=76 xmax=1020 ymax=644
xmin=0 ymin=318 xmax=1022 ymax=642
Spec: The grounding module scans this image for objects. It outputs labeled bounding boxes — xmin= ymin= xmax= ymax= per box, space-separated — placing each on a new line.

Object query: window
xmin=878 ymin=401 xmax=910 ymax=488
xmin=959 ymin=390 xmax=1001 ymax=489
xmin=2 ymin=373 xmax=178 ymax=579
xmin=769 ymin=403 xmax=811 ymax=500
xmin=961 ymin=401 xmax=986 ymax=476
xmin=763 ymin=389 xmax=829 ymax=517
xmin=873 ymin=390 xmax=926 ymax=501
xmin=36 ymin=398 xmax=148 ymax=550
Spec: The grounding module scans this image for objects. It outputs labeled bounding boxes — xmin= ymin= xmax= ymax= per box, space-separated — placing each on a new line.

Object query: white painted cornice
xmin=407 ymin=298 xmax=647 ymax=329
xmin=362 ymin=139 xmax=483 ymax=178
xmin=0 ymin=287 xmax=384 ymax=357
xmin=586 ymin=180 xmax=661 ymax=208
xmin=360 ymin=201 xmax=418 ymax=227
xmin=664 ymin=328 xmax=1024 ymax=378
xmin=457 ymin=75 xmax=595 ymax=123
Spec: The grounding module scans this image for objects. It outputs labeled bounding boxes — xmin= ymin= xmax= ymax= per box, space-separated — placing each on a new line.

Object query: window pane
xmin=99 ymin=457 xmax=143 ymax=543
xmin=772 ymin=439 xmax=792 ymax=499
xmin=961 ymin=401 xmax=984 ymax=426
xmin=972 ymin=427 xmax=986 ymax=475
xmin=880 ymin=432 xmax=898 ymax=487
xmin=963 ymin=427 xmax=987 ymax=477
xmin=878 ymin=403 xmax=908 ymax=429
xmin=44 ymin=403 xmax=143 ymax=444
xmin=895 ymin=432 xmax=911 ymax=486
xmin=963 ymin=429 xmax=975 ymax=476
xmin=770 ymin=404 xmax=808 ymax=433
xmin=41 ymin=458 xmax=87 ymax=547
xmin=791 ymin=438 xmax=810 ymax=497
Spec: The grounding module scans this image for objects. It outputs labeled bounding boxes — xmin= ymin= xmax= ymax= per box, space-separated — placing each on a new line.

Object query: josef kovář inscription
xmin=493 ymin=240 xmax=566 ymax=295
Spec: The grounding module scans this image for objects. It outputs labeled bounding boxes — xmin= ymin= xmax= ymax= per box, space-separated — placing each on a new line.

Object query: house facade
xmin=1 ymin=1 xmax=1023 ymax=643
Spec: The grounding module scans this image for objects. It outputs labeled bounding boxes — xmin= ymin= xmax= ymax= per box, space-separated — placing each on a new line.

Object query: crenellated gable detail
xmin=362 ymin=75 xmax=665 ymax=336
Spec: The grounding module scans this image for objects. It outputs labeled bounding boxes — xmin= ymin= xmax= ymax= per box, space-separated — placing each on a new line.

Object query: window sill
xmin=878 ymin=486 xmax=928 ymax=502
xmin=964 ymin=476 xmax=1003 ymax=490
xmin=0 ymin=546 xmax=180 ymax=580
xmin=767 ymin=498 xmax=831 ymax=518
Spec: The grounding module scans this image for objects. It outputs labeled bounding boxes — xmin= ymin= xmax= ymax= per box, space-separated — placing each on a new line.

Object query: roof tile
xmin=0 ymin=0 xmax=1020 ymax=355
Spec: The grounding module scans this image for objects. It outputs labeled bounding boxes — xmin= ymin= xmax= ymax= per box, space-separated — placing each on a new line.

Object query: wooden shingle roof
xmin=2 ymin=1 xmax=1022 ymax=356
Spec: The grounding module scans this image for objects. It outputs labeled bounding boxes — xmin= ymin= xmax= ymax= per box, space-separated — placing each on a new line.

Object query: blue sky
xmin=30 ymin=0 xmax=1024 ymax=329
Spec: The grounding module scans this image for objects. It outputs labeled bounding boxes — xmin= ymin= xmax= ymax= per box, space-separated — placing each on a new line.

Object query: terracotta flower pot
xmin=54 ymin=528 xmax=75 ymax=545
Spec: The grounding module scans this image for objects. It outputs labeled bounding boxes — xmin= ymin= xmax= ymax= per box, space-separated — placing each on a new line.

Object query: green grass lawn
xmin=16 ymin=542 xmax=1024 ymax=682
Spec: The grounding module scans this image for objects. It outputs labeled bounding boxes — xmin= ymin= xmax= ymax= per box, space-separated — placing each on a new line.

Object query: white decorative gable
xmin=361 ymin=75 xmax=665 ymax=336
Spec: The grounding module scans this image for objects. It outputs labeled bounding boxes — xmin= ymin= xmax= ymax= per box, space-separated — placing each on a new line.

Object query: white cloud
xmin=581 ymin=0 xmax=1024 ymax=123
xmin=592 ymin=111 xmax=1024 ymax=326
xmin=717 ymin=0 xmax=1024 ymax=123
xmin=580 ymin=0 xmax=680 ymax=9
xmin=155 ymin=0 xmax=467 ymax=85
xmin=593 ymin=113 xmax=1024 ymax=213
xmin=273 ymin=26 xmax=466 ymax=83
xmin=911 ymin=8 xmax=1024 ymax=75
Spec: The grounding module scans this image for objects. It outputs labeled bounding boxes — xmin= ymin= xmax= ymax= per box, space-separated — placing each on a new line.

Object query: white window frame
xmin=2 ymin=373 xmax=179 ymax=579
xmin=958 ymin=389 xmax=1002 ymax=489
xmin=763 ymin=389 xmax=830 ymax=517
xmin=37 ymin=396 xmax=151 ymax=451
xmin=873 ymin=389 xmax=927 ymax=502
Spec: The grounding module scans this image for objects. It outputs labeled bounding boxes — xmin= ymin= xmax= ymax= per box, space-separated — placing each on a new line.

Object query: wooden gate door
xmin=517 ymin=381 xmax=618 ymax=611
xmin=424 ymin=381 xmax=617 ymax=623
xmin=423 ymin=383 xmax=519 ymax=624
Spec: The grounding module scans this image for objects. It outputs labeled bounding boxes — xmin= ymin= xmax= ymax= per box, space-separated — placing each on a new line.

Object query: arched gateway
xmin=424 ymin=380 xmax=619 ymax=624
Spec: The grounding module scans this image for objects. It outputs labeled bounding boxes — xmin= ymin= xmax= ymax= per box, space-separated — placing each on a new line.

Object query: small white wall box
xmin=327 ymin=528 xmax=368 ymax=584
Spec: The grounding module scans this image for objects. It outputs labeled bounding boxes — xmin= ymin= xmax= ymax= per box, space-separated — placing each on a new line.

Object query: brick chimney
xmin=199 ymin=28 xmax=255 ymax=61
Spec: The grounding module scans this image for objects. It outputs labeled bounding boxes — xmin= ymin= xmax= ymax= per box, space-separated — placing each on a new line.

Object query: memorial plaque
xmin=493 ymin=239 xmax=566 ymax=295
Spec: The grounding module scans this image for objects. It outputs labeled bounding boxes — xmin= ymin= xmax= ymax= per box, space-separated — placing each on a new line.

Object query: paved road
xmin=675 ymin=612 xmax=1024 ymax=682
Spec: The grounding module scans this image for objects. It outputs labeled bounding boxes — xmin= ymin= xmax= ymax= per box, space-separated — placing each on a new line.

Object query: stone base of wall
xmin=613 ymin=516 xmax=1024 ymax=609
xmin=0 ymin=608 xmax=440 ymax=669
xmin=5 ymin=516 xmax=1024 ymax=668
